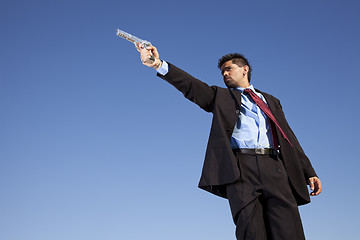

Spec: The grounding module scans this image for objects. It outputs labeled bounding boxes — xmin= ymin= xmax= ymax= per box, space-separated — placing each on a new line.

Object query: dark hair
xmin=218 ymin=53 xmax=252 ymax=82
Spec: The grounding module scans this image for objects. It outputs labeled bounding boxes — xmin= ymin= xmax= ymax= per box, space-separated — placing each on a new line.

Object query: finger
xmin=136 ymin=43 xmax=142 ymax=52
xmin=309 ymin=180 xmax=315 ymax=191
xmin=141 ymin=51 xmax=153 ymax=62
xmin=139 ymin=49 xmax=151 ymax=62
xmin=140 ymin=46 xmax=153 ymax=57
xmin=310 ymin=178 xmax=322 ymax=196
xmin=311 ymin=188 xmax=319 ymax=196
xmin=308 ymin=177 xmax=315 ymax=196
xmin=148 ymin=45 xmax=159 ymax=58
xmin=143 ymin=45 xmax=159 ymax=59
xmin=314 ymin=180 xmax=322 ymax=195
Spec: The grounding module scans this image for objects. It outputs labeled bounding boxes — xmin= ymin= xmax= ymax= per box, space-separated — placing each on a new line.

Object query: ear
xmin=243 ymin=65 xmax=249 ymax=73
xmin=243 ymin=65 xmax=249 ymax=76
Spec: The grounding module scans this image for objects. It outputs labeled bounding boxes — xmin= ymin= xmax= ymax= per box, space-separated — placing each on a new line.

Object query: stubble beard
xmin=224 ymin=78 xmax=239 ymax=88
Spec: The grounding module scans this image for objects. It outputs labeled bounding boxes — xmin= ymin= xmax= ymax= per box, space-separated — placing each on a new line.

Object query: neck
xmin=237 ymin=81 xmax=250 ymax=88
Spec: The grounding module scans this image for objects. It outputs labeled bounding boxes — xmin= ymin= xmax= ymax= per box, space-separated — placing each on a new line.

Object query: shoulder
xmin=255 ymin=88 xmax=280 ymax=103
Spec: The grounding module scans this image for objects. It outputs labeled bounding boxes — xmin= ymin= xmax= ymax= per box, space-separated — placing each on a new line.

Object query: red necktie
xmin=243 ymin=88 xmax=293 ymax=149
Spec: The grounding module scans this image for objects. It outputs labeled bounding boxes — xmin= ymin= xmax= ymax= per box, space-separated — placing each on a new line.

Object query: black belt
xmin=232 ymin=148 xmax=278 ymax=156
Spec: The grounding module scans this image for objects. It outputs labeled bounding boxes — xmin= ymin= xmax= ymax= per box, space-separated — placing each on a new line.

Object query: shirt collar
xmin=233 ymin=85 xmax=255 ymax=93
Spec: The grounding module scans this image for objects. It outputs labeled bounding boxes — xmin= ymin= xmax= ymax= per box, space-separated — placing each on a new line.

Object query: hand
xmin=136 ymin=43 xmax=162 ymax=69
xmin=308 ymin=176 xmax=322 ymax=196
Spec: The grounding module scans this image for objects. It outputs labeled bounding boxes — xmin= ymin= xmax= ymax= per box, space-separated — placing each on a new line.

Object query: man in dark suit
xmin=136 ymin=44 xmax=322 ymax=240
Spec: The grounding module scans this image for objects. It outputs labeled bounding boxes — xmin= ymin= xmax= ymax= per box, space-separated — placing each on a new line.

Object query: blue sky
xmin=1 ymin=0 xmax=360 ymax=239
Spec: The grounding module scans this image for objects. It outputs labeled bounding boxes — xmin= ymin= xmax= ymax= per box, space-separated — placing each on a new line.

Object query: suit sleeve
xmin=157 ymin=63 xmax=216 ymax=112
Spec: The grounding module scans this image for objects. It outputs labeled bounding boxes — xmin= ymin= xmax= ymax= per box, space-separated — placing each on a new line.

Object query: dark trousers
xmin=226 ymin=153 xmax=306 ymax=240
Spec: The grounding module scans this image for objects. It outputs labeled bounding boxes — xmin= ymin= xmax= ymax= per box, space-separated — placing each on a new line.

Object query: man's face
xmin=220 ymin=60 xmax=249 ymax=88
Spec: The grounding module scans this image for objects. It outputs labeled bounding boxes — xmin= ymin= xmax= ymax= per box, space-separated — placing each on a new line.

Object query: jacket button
xmin=235 ymin=110 xmax=240 ymax=114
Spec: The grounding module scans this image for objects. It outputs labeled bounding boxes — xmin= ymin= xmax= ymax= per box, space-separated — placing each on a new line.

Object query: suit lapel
xmin=256 ymin=89 xmax=277 ymax=114
xmin=229 ymin=88 xmax=242 ymax=110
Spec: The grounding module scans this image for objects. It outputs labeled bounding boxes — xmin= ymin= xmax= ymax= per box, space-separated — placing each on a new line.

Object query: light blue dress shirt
xmin=157 ymin=61 xmax=274 ymax=149
xmin=230 ymin=86 xmax=274 ymax=149
xmin=157 ymin=60 xmax=169 ymax=75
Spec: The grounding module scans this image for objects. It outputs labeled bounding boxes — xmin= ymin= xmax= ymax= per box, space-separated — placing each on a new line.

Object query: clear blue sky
xmin=1 ymin=0 xmax=359 ymax=239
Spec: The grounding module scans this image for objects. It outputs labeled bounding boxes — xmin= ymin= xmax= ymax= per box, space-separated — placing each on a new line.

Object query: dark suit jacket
xmin=157 ymin=63 xmax=317 ymax=206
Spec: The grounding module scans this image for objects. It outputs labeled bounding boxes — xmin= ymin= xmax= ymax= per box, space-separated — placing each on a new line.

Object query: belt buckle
xmin=255 ymin=148 xmax=265 ymax=155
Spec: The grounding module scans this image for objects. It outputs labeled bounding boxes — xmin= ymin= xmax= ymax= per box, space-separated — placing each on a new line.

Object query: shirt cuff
xmin=156 ymin=60 xmax=169 ymax=75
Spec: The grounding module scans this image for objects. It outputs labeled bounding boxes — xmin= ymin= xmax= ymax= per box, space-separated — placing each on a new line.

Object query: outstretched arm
xmin=135 ymin=44 xmax=216 ymax=112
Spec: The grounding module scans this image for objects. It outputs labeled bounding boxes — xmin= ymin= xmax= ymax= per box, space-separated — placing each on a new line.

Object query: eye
xmin=221 ymin=67 xmax=232 ymax=75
